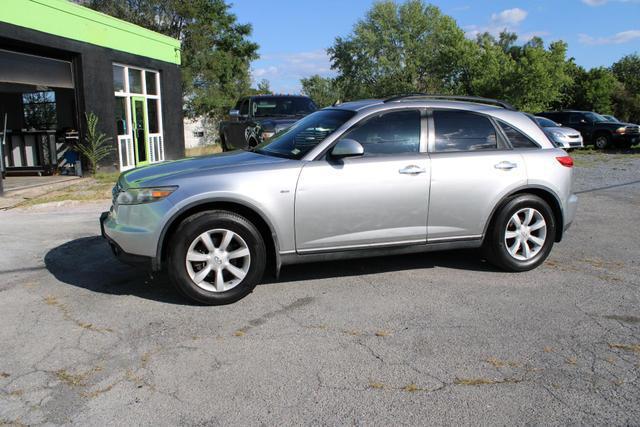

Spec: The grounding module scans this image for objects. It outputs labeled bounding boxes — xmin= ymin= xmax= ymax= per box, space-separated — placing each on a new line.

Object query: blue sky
xmin=229 ymin=0 xmax=640 ymax=94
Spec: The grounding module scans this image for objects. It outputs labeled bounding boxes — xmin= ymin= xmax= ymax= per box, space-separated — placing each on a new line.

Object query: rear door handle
xmin=399 ymin=165 xmax=426 ymax=175
xmin=494 ymin=161 xmax=517 ymax=170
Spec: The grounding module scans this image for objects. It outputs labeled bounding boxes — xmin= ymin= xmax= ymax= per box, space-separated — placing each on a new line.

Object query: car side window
xmin=498 ymin=121 xmax=539 ymax=149
xmin=239 ymin=99 xmax=249 ymax=116
xmin=433 ymin=110 xmax=497 ymax=152
xmin=568 ymin=113 xmax=581 ymax=124
xmin=340 ymin=109 xmax=420 ymax=155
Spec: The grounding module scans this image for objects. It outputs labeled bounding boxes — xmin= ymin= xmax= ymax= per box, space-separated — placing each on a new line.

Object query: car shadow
xmin=45 ymin=236 xmax=499 ymax=304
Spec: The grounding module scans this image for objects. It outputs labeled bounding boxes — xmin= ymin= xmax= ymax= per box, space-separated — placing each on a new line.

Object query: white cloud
xmin=464 ymin=7 xmax=545 ymax=42
xmin=490 ymin=8 xmax=528 ymax=26
xmin=250 ymin=50 xmax=334 ymax=93
xmin=578 ymin=30 xmax=640 ymax=45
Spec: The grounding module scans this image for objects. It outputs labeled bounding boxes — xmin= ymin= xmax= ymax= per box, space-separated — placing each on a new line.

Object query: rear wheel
xmin=594 ymin=133 xmax=610 ymax=150
xmin=483 ymin=194 xmax=556 ymax=272
xmin=168 ymin=210 xmax=266 ymax=305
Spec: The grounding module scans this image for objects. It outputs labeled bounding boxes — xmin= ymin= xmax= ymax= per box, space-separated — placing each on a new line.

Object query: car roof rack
xmin=383 ymin=93 xmax=517 ymax=111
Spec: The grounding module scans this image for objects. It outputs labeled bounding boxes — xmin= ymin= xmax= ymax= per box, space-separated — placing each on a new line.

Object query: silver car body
xmin=535 ymin=116 xmax=584 ymax=149
xmin=103 ymin=99 xmax=578 ymax=272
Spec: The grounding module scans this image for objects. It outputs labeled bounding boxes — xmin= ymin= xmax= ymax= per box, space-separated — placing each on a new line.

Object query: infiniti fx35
xmin=101 ymin=95 xmax=578 ymax=305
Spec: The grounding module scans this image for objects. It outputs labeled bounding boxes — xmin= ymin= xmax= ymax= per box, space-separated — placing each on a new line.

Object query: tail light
xmin=556 ymin=156 xmax=574 ymax=167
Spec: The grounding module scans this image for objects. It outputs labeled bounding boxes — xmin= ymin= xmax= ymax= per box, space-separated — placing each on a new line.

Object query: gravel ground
xmin=0 ymin=152 xmax=639 ymax=425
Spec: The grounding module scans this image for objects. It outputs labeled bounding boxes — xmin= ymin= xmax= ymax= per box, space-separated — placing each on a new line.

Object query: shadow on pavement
xmin=44 ymin=236 xmax=188 ymax=305
xmin=45 ymin=236 xmax=498 ymax=302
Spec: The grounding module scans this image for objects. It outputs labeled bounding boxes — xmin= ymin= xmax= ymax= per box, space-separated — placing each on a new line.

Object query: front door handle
xmin=399 ymin=165 xmax=426 ymax=175
xmin=494 ymin=161 xmax=517 ymax=171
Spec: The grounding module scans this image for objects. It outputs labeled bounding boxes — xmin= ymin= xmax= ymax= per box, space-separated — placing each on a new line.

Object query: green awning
xmin=1 ymin=0 xmax=181 ymax=65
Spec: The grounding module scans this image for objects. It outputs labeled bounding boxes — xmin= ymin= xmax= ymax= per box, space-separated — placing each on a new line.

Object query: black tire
xmin=593 ymin=133 xmax=611 ymax=150
xmin=168 ymin=210 xmax=266 ymax=305
xmin=483 ymin=194 xmax=556 ymax=272
xmin=219 ymin=133 xmax=228 ymax=152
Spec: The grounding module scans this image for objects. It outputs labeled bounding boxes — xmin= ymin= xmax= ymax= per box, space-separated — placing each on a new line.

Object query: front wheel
xmin=168 ymin=210 xmax=266 ymax=305
xmin=483 ymin=194 xmax=556 ymax=272
xmin=594 ymin=133 xmax=610 ymax=150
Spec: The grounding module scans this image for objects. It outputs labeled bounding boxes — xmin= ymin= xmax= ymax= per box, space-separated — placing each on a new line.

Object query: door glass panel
xmin=341 ymin=110 xmax=420 ymax=155
xmin=128 ymin=69 xmax=143 ymax=93
xmin=145 ymin=71 xmax=157 ymax=95
xmin=147 ymin=99 xmax=159 ymax=133
xmin=498 ymin=121 xmax=539 ymax=149
xmin=113 ymin=65 xmax=125 ymax=92
xmin=133 ymin=100 xmax=147 ymax=162
xmin=115 ymin=97 xmax=127 ymax=135
xmin=434 ymin=110 xmax=497 ymax=152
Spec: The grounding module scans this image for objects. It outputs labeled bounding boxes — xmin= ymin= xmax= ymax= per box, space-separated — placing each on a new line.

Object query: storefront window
xmin=23 ymin=91 xmax=57 ymax=129
xmin=115 ymin=97 xmax=127 ymax=135
xmin=145 ymin=71 xmax=157 ymax=95
xmin=128 ymin=68 xmax=142 ymax=93
xmin=113 ymin=65 xmax=125 ymax=92
xmin=147 ymin=99 xmax=159 ymax=133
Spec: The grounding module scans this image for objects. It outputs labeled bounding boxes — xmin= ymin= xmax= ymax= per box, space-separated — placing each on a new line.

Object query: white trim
xmin=113 ymin=63 xmax=164 ymax=170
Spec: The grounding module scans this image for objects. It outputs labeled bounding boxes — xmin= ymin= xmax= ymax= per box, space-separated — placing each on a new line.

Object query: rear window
xmin=498 ymin=121 xmax=539 ymax=149
xmin=433 ymin=110 xmax=497 ymax=152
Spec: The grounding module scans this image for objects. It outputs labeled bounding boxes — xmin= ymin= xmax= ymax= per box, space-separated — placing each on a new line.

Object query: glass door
xmin=131 ymin=96 xmax=149 ymax=166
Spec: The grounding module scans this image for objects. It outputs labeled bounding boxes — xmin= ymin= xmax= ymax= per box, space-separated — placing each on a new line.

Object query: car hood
xmin=256 ymin=117 xmax=301 ymax=131
xmin=119 ymin=150 xmax=289 ymax=189
xmin=544 ymin=126 xmax=580 ymax=136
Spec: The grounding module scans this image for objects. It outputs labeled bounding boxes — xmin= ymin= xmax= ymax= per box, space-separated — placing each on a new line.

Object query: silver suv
xmin=101 ymin=95 xmax=578 ymax=305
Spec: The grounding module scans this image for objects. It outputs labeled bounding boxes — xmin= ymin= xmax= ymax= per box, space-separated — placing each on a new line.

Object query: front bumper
xmin=612 ymin=133 xmax=639 ymax=145
xmin=100 ymin=211 xmax=154 ymax=269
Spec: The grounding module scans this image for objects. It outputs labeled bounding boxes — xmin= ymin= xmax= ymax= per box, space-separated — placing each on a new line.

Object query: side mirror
xmin=330 ymin=139 xmax=364 ymax=158
xmin=229 ymin=109 xmax=240 ymax=118
xmin=580 ymin=119 xmax=589 ymax=124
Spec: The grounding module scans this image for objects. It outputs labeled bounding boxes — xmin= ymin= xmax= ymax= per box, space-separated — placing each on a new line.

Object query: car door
xmin=567 ymin=113 xmax=593 ymax=141
xmin=294 ymin=108 xmax=430 ymax=252
xmin=427 ymin=109 xmax=527 ymax=241
xmin=228 ymin=98 xmax=250 ymax=149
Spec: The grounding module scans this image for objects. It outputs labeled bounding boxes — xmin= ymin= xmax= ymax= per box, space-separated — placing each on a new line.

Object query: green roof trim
xmin=1 ymin=0 xmax=181 ymax=65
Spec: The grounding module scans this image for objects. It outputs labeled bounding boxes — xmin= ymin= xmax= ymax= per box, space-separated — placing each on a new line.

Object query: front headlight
xmin=116 ymin=186 xmax=178 ymax=205
xmin=551 ymin=131 xmax=565 ymax=140
xmin=261 ymin=131 xmax=275 ymax=140
xmin=615 ymin=126 xmax=626 ymax=135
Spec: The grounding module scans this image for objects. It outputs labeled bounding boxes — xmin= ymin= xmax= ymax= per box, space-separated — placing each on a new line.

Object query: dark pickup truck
xmin=219 ymin=95 xmax=317 ymax=151
xmin=537 ymin=110 xmax=640 ymax=149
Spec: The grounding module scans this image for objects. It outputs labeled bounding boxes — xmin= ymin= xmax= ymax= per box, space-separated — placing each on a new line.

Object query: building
xmin=0 ymin=0 xmax=184 ymax=175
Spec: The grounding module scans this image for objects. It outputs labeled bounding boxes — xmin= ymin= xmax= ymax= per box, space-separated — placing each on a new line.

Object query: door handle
xmin=399 ymin=165 xmax=426 ymax=175
xmin=494 ymin=161 xmax=517 ymax=170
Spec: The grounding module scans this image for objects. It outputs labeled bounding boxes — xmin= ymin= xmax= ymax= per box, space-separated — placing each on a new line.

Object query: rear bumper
xmin=564 ymin=194 xmax=578 ymax=232
xmin=100 ymin=211 xmax=153 ymax=269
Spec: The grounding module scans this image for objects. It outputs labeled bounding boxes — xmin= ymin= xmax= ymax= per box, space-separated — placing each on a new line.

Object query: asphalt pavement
xmin=1 ymin=153 xmax=639 ymax=425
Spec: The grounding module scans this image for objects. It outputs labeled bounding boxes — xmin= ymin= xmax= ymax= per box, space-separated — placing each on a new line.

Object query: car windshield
xmin=585 ymin=112 xmax=607 ymax=123
xmin=254 ymin=109 xmax=355 ymax=160
xmin=252 ymin=97 xmax=317 ymax=118
xmin=536 ymin=117 xmax=559 ymax=128
xmin=604 ymin=115 xmax=620 ymax=122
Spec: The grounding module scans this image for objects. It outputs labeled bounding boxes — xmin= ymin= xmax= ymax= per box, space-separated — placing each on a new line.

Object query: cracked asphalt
xmin=1 ymin=153 xmax=639 ymax=425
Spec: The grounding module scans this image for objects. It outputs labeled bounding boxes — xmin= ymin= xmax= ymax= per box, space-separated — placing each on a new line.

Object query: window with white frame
xmin=112 ymin=63 xmax=164 ymax=171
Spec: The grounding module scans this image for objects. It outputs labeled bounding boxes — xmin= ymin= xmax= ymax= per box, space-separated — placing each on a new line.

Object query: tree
xmin=86 ymin=0 xmax=258 ymax=118
xmin=75 ymin=112 xmax=113 ymax=174
xmin=300 ymin=75 xmax=342 ymax=107
xmin=256 ymin=79 xmax=273 ymax=95
xmin=612 ymin=53 xmax=640 ymax=95
xmin=582 ymin=67 xmax=618 ymax=114
xmin=327 ymin=0 xmax=474 ymax=99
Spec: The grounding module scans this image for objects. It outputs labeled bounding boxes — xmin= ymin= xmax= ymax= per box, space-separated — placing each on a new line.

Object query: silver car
xmin=535 ymin=116 xmax=584 ymax=149
xmin=101 ymin=95 xmax=578 ymax=305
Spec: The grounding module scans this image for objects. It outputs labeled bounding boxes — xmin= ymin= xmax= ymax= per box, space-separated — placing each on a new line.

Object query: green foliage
xmin=328 ymin=0 xmax=472 ymax=99
xmin=612 ymin=53 xmax=640 ymax=94
xmin=300 ymin=75 xmax=342 ymax=107
xmin=255 ymin=79 xmax=273 ymax=95
xmin=87 ymin=0 xmax=258 ymax=118
xmin=76 ymin=113 xmax=113 ymax=175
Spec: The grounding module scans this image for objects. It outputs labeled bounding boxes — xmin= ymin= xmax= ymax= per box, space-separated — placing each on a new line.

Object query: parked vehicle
xmin=602 ymin=114 xmax=640 ymax=128
xmin=534 ymin=116 xmax=583 ymax=149
xmin=537 ymin=110 xmax=639 ymax=149
xmin=102 ymin=95 xmax=578 ymax=305
xmin=218 ymin=95 xmax=317 ymax=151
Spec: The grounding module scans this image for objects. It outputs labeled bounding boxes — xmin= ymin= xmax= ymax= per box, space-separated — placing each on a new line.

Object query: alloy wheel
xmin=185 ymin=229 xmax=251 ymax=292
xmin=504 ymin=208 xmax=547 ymax=261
